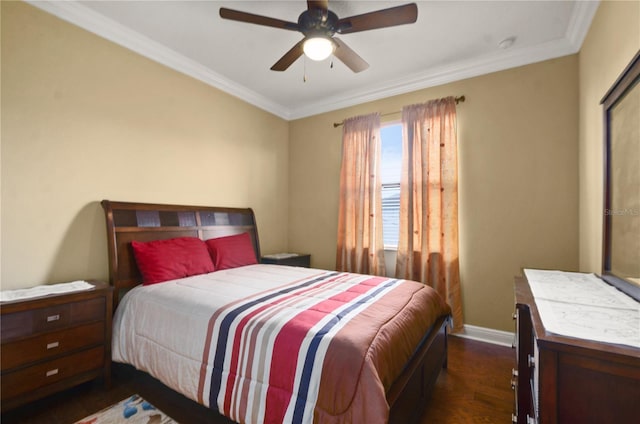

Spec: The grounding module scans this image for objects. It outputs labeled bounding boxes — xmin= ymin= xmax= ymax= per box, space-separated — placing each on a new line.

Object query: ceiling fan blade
xmin=307 ymin=1 xmax=329 ymax=11
xmin=333 ymin=38 xmax=369 ymax=73
xmin=337 ymin=3 xmax=418 ymax=34
xmin=220 ymin=8 xmax=299 ymax=31
xmin=271 ymin=39 xmax=306 ymax=71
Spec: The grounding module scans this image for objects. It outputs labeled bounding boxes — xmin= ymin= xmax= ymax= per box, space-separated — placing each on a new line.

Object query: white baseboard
xmin=452 ymin=324 xmax=515 ymax=348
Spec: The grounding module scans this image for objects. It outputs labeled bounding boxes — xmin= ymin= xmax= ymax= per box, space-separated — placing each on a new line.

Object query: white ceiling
xmin=28 ymin=1 xmax=599 ymax=120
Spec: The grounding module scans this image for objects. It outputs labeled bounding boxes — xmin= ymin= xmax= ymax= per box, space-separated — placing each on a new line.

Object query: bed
xmin=101 ymin=200 xmax=451 ymax=424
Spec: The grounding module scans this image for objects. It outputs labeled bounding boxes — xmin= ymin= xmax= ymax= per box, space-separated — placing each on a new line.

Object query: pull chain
xmin=303 ymin=56 xmax=307 ymax=82
xmin=303 ymin=56 xmax=334 ymax=81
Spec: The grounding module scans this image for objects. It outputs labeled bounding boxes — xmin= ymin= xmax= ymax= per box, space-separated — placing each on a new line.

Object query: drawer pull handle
xmin=528 ymin=354 xmax=536 ymax=368
xmin=47 ymin=341 xmax=60 ymax=350
xmin=47 ymin=314 xmax=60 ymax=322
xmin=46 ymin=368 xmax=59 ymax=377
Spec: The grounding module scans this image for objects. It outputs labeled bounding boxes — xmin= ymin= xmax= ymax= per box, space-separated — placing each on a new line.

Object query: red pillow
xmin=131 ymin=237 xmax=215 ymax=285
xmin=205 ymin=232 xmax=258 ymax=270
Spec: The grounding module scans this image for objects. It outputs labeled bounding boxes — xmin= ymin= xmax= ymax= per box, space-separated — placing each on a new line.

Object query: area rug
xmin=74 ymin=394 xmax=178 ymax=424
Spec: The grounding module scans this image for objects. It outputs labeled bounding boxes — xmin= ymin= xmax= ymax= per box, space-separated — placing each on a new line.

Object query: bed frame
xmin=101 ymin=199 xmax=449 ymax=424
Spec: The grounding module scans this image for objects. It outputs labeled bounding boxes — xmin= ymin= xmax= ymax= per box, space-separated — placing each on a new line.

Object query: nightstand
xmin=0 ymin=281 xmax=113 ymax=411
xmin=261 ymin=253 xmax=311 ymax=268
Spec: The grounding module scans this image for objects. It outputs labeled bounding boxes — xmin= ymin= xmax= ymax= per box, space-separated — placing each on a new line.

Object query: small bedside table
xmin=0 ymin=281 xmax=113 ymax=412
xmin=261 ymin=253 xmax=311 ymax=268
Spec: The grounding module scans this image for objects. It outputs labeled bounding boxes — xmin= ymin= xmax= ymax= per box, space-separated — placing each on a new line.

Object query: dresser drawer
xmin=0 ymin=281 xmax=113 ymax=412
xmin=1 ymin=321 xmax=105 ymax=371
xmin=0 ymin=346 xmax=104 ymax=400
xmin=1 ymin=297 xmax=105 ymax=341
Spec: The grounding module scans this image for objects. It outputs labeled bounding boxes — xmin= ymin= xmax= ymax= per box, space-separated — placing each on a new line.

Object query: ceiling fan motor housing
xmin=298 ymin=9 xmax=339 ymax=38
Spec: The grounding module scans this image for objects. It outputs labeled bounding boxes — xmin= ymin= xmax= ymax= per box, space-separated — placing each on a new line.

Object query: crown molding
xmin=26 ymin=0 xmax=291 ymax=120
xmin=565 ymin=0 xmax=600 ymax=50
xmin=27 ymin=0 xmax=599 ymax=122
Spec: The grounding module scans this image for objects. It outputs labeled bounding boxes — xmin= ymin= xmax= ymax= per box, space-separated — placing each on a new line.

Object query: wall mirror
xmin=601 ymin=50 xmax=640 ymax=301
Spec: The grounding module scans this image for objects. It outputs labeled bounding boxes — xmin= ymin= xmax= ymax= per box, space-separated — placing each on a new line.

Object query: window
xmin=380 ymin=123 xmax=402 ymax=248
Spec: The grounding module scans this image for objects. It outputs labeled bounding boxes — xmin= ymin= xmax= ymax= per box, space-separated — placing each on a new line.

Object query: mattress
xmin=112 ymin=264 xmax=450 ymax=424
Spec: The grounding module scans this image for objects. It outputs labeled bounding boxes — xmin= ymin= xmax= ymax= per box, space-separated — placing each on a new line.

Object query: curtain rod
xmin=332 ymin=95 xmax=465 ymax=128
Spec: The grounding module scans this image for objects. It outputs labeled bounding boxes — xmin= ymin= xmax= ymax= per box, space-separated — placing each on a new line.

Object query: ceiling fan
xmin=219 ymin=1 xmax=418 ymax=73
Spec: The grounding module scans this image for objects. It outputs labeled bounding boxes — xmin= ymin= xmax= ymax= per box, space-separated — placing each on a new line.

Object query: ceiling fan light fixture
xmin=303 ymin=37 xmax=335 ymax=61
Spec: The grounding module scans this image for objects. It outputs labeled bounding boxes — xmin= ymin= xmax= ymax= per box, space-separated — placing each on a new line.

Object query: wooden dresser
xmin=513 ymin=276 xmax=640 ymax=424
xmin=0 ymin=281 xmax=113 ymax=411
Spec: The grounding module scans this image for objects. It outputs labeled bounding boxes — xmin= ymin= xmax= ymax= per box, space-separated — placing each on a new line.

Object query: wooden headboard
xmin=101 ymin=200 xmax=261 ymax=303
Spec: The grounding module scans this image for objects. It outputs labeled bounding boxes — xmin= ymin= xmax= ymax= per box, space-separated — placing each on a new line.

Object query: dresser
xmin=0 ymin=281 xmax=113 ymax=411
xmin=513 ymin=275 xmax=640 ymax=424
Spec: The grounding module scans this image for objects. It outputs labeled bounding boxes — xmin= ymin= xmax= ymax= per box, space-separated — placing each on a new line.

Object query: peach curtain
xmin=395 ymin=97 xmax=463 ymax=331
xmin=336 ymin=113 xmax=386 ymax=276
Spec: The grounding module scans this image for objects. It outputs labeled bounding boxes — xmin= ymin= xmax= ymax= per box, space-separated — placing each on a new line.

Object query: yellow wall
xmin=289 ymin=56 xmax=580 ymax=332
xmin=578 ymin=0 xmax=640 ymax=273
xmin=1 ymin=2 xmax=290 ymax=288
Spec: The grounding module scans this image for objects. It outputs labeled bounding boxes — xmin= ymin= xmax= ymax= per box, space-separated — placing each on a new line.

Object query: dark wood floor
xmin=421 ymin=336 xmax=514 ymax=423
xmin=1 ymin=335 xmax=514 ymax=423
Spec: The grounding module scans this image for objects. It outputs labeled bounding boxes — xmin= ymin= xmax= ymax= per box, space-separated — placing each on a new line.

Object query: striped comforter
xmin=112 ymin=265 xmax=450 ymax=424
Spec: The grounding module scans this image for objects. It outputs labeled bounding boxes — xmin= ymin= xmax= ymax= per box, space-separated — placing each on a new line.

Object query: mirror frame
xmin=600 ymin=50 xmax=640 ymax=301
